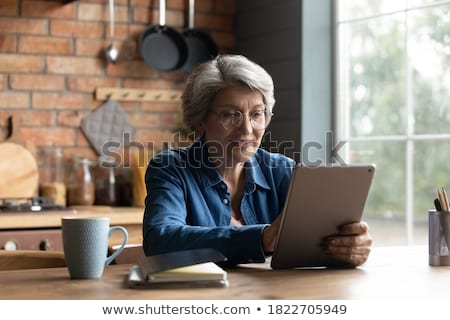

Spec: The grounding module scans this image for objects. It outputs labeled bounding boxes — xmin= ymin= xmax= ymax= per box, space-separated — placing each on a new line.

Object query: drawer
xmin=0 ymin=229 xmax=63 ymax=251
xmin=0 ymin=223 xmax=142 ymax=251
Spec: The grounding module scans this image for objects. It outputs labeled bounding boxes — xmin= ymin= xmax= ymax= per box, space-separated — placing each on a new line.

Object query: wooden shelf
xmin=95 ymin=87 xmax=182 ymax=103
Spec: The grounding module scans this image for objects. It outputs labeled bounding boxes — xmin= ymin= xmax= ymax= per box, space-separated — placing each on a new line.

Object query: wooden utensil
xmin=0 ymin=116 xmax=39 ymax=198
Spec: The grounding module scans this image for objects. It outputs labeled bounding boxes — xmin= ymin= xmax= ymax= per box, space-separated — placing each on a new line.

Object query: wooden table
xmin=0 ymin=246 xmax=449 ymax=300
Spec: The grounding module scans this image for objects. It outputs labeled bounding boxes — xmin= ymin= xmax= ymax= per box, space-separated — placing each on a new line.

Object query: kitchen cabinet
xmin=0 ymin=206 xmax=144 ymax=251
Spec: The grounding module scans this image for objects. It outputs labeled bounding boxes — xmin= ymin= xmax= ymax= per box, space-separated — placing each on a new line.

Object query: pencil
xmin=442 ymin=187 xmax=449 ymax=212
xmin=438 ymin=189 xmax=447 ymax=212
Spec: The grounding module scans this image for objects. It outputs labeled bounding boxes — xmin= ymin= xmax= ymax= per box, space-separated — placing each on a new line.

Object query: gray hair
xmin=181 ymin=54 xmax=275 ymax=132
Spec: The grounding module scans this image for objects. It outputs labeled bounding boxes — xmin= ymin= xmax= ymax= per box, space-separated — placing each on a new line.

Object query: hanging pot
xmin=181 ymin=0 xmax=218 ymax=73
xmin=140 ymin=0 xmax=188 ymax=72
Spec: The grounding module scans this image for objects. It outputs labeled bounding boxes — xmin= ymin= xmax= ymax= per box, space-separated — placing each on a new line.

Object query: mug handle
xmin=105 ymin=226 xmax=129 ymax=266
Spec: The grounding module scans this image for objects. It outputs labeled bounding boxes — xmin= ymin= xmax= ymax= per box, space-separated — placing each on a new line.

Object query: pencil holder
xmin=428 ymin=210 xmax=450 ymax=266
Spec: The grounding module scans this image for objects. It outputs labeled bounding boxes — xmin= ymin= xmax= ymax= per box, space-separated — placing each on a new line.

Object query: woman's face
xmin=200 ymin=84 xmax=267 ymax=167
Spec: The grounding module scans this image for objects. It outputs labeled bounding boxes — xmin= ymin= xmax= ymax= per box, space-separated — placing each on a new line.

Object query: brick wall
xmin=0 ymin=0 xmax=236 ymax=163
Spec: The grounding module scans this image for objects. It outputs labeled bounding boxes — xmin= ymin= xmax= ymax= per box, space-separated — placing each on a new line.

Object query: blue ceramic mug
xmin=62 ymin=217 xmax=128 ymax=279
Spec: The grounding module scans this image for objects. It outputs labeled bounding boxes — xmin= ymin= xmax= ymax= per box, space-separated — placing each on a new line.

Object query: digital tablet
xmin=270 ymin=164 xmax=375 ymax=269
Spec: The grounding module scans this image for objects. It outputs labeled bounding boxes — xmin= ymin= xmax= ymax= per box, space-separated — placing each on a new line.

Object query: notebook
xmin=128 ymin=248 xmax=229 ymax=288
xmin=270 ymin=164 xmax=375 ymax=269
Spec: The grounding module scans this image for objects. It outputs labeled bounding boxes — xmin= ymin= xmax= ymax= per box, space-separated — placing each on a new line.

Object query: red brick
xmin=134 ymin=128 xmax=177 ymax=150
xmin=21 ymin=0 xmax=76 ymax=19
xmin=85 ymin=95 xmax=101 ymax=111
xmin=160 ymin=71 xmax=186 ymax=82
xmin=0 ymin=17 xmax=48 ymax=35
xmin=10 ymin=74 xmax=66 ymax=91
xmin=113 ymin=0 xmax=130 ymax=5
xmin=129 ymin=0 xmax=152 ymax=7
xmin=0 ymin=54 xmax=44 ymax=73
xmin=211 ymin=31 xmax=235 ymax=50
xmin=75 ymin=39 xmax=105 ymax=56
xmin=47 ymin=57 xmax=103 ymax=76
xmin=0 ymin=0 xmax=235 ymax=158
xmin=0 ymin=0 xmax=18 ymax=16
xmin=118 ymin=101 xmax=138 ymax=110
xmin=32 ymin=92 xmax=85 ymax=110
xmin=141 ymin=101 xmax=182 ymax=113
xmin=18 ymin=36 xmax=73 ymax=55
xmin=195 ymin=13 xmax=233 ymax=31
xmin=0 ymin=110 xmax=55 ymax=127
xmin=75 ymin=130 xmax=91 ymax=147
xmin=57 ymin=110 xmax=87 ymax=127
xmin=67 ymin=76 xmax=120 ymax=92
xmin=196 ymin=0 xmax=214 ymax=13
xmin=18 ymin=111 xmax=55 ymax=126
xmin=51 ymin=20 xmax=104 ymax=39
xmin=161 ymin=112 xmax=182 ymax=129
xmin=164 ymin=9 xmax=185 ymax=28
xmin=215 ymin=0 xmax=236 ymax=15
xmin=127 ymin=112 xmax=160 ymax=128
xmin=65 ymin=146 xmax=97 ymax=160
xmin=134 ymin=6 xmax=151 ymax=24
xmin=106 ymin=60 xmax=154 ymax=78
xmin=0 ymin=92 xmax=30 ymax=109
xmin=80 ymin=0 xmax=129 ymax=4
xmin=0 ymin=35 xmax=17 ymax=53
xmin=136 ymin=7 xmax=185 ymax=28
xmin=21 ymin=127 xmax=77 ymax=147
xmin=106 ymin=23 xmax=135 ymax=41
xmin=126 ymin=24 xmax=144 ymax=39
xmin=78 ymin=2 xmax=129 ymax=23
xmin=122 ymin=78 xmax=174 ymax=89
xmin=167 ymin=0 xmax=184 ymax=10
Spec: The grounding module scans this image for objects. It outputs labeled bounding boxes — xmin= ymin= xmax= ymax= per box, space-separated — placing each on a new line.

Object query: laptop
xmin=270 ymin=164 xmax=375 ymax=269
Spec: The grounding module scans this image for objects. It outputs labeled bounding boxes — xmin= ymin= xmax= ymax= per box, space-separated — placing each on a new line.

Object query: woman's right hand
xmin=262 ymin=214 xmax=283 ymax=253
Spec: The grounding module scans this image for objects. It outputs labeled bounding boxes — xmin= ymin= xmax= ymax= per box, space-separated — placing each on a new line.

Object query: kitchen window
xmin=335 ymin=0 xmax=450 ymax=245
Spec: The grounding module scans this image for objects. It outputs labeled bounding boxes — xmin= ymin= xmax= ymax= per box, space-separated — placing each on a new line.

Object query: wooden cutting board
xmin=0 ymin=116 xmax=39 ymax=198
xmin=0 ymin=142 xmax=39 ymax=198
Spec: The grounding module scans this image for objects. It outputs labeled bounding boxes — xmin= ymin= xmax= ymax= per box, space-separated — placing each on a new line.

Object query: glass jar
xmin=66 ymin=156 xmax=95 ymax=206
xmin=94 ymin=156 xmax=118 ymax=206
xmin=38 ymin=146 xmax=66 ymax=207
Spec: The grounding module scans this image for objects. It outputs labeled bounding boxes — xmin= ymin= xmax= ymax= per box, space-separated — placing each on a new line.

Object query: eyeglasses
xmin=210 ymin=109 xmax=273 ymax=131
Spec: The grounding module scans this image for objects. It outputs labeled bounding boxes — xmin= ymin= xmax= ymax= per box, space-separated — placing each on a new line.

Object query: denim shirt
xmin=143 ymin=139 xmax=295 ymax=265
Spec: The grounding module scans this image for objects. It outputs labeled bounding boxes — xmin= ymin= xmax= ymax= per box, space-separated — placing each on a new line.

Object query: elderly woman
xmin=143 ymin=54 xmax=372 ymax=266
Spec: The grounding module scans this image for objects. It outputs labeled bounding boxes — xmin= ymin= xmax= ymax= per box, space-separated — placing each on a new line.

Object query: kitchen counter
xmin=0 ymin=206 xmax=144 ymax=251
xmin=0 ymin=206 xmax=143 ymax=230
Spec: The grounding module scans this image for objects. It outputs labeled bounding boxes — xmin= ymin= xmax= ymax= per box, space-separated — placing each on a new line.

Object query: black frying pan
xmin=140 ymin=0 xmax=188 ymax=72
xmin=181 ymin=0 xmax=218 ymax=73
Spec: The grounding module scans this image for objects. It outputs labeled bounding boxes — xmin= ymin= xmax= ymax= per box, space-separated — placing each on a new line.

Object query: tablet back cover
xmin=271 ymin=164 xmax=375 ymax=269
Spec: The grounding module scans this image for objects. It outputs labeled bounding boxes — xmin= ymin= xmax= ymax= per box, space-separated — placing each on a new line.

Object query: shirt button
xmin=222 ymin=198 xmax=229 ymax=205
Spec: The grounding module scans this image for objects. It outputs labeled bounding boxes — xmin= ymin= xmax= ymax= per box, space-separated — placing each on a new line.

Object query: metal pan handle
xmin=159 ymin=0 xmax=166 ymax=26
xmin=188 ymin=0 xmax=195 ymax=29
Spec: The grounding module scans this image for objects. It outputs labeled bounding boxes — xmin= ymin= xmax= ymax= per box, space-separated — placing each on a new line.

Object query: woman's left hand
xmin=323 ymin=221 xmax=373 ymax=267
